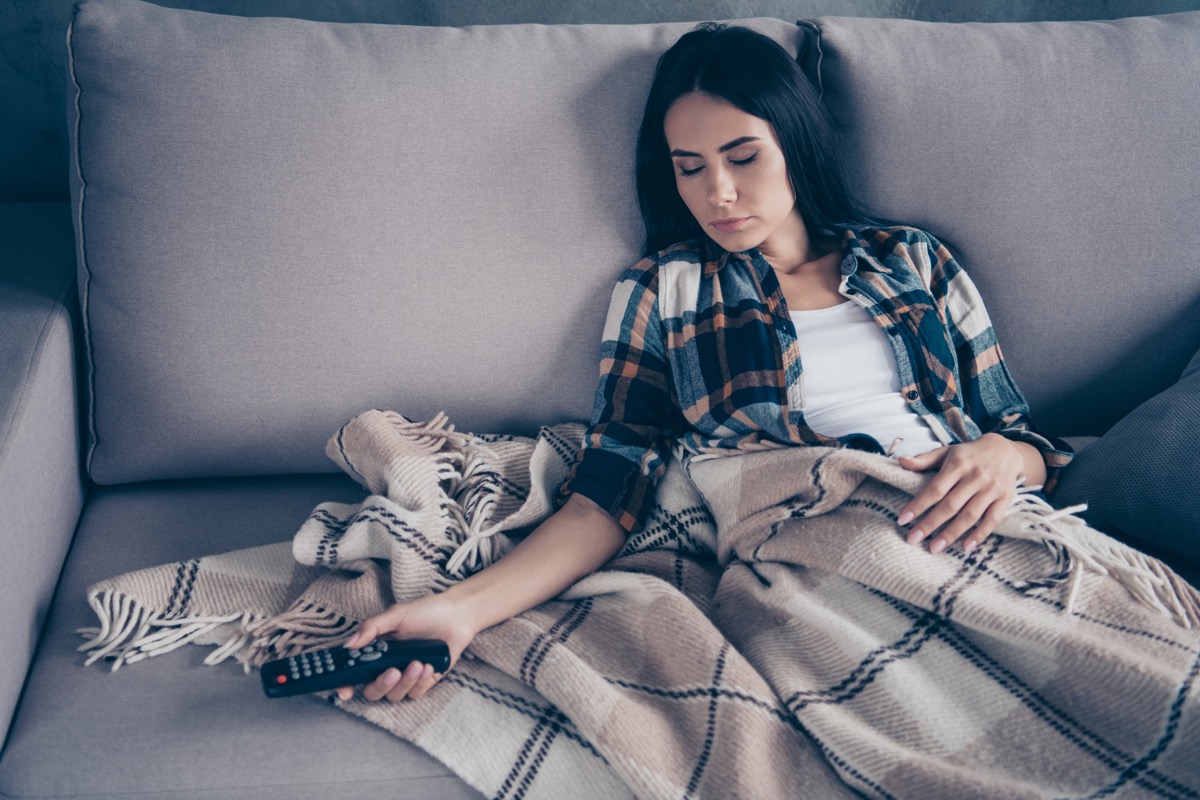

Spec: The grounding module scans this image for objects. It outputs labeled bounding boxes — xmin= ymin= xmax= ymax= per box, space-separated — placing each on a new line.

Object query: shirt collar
xmin=700 ymin=238 xmax=737 ymax=277
xmin=840 ymin=227 xmax=882 ymax=278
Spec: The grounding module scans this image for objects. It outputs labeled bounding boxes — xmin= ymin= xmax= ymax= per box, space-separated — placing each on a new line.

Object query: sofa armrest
xmin=0 ymin=203 xmax=86 ymax=748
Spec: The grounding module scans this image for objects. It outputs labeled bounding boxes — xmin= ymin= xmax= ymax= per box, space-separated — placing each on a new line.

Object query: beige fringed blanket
xmin=81 ymin=410 xmax=1200 ymax=799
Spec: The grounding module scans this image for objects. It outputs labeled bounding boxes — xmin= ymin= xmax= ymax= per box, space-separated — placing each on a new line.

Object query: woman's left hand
xmin=896 ymin=433 xmax=1031 ymax=554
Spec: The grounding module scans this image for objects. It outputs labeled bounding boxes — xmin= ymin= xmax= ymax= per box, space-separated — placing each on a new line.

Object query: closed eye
xmin=675 ymin=151 xmax=758 ymax=178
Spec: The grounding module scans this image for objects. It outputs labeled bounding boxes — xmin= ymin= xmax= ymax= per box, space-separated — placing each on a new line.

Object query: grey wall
xmin=3 ymin=0 xmax=1200 ymax=202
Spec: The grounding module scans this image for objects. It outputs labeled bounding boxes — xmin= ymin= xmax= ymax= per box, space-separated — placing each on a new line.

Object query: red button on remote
xmin=276 ymin=675 xmax=288 ymax=684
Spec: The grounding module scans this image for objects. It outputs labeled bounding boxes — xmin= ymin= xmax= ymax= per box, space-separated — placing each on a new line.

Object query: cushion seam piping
xmin=66 ymin=11 xmax=98 ymax=481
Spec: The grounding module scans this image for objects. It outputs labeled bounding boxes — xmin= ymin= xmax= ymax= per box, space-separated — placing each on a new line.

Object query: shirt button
xmin=906 ymin=390 xmax=919 ymax=401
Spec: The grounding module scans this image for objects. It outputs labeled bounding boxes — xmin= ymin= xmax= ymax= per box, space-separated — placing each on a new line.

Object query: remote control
xmin=260 ymin=639 xmax=451 ymax=698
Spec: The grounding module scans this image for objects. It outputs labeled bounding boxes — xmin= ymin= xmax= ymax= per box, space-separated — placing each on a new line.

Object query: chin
xmin=710 ymin=231 xmax=765 ymax=254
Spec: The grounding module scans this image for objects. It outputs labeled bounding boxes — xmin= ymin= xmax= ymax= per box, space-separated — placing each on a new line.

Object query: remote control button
xmin=359 ymin=652 xmax=382 ymax=662
xmin=346 ymin=659 xmax=356 ymax=667
xmin=276 ymin=675 xmax=288 ymax=684
xmin=349 ymin=649 xmax=361 ymax=658
xmin=376 ymin=641 xmax=389 ymax=652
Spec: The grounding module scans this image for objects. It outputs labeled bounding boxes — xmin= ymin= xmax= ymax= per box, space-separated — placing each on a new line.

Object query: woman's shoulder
xmin=617 ymin=240 xmax=708 ymax=285
xmin=852 ymin=224 xmax=946 ymax=252
xmin=850 ymin=224 xmax=960 ymax=276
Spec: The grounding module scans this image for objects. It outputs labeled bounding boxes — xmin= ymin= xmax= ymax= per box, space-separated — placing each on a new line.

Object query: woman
xmin=336 ymin=23 xmax=1070 ymax=704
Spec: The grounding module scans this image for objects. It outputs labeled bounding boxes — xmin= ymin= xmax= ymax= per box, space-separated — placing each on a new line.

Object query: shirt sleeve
xmin=557 ymin=259 xmax=677 ymax=533
xmin=924 ymin=232 xmax=1075 ymax=492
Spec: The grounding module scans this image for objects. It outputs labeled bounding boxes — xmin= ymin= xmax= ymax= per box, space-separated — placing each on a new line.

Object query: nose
xmin=706 ymin=165 xmax=736 ymax=206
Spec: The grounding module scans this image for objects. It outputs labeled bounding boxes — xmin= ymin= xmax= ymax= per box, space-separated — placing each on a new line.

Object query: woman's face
xmin=663 ymin=92 xmax=805 ymax=256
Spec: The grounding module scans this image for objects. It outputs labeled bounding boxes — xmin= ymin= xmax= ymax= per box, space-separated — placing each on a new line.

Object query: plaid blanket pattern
xmin=81 ymin=410 xmax=1200 ymax=799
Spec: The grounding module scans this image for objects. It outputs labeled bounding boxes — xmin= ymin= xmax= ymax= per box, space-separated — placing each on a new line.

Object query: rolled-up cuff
xmin=557 ymin=447 xmax=657 ymax=534
xmin=997 ymin=428 xmax=1075 ymax=493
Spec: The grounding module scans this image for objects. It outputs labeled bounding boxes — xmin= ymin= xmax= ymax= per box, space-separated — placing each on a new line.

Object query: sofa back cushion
xmin=807 ymin=13 xmax=1200 ymax=437
xmin=68 ymin=0 xmax=800 ymax=483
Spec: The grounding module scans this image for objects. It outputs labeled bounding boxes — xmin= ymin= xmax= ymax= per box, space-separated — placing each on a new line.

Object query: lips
xmin=710 ymin=217 xmax=751 ymax=233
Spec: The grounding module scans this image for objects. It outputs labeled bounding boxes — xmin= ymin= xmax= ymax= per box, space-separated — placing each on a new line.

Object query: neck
xmin=757 ymin=213 xmax=834 ymax=275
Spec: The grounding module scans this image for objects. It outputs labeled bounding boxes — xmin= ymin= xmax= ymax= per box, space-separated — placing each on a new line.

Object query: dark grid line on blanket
xmin=164 ymin=558 xmax=200 ymax=619
xmin=498 ymin=715 xmax=556 ymax=800
xmin=445 ymin=670 xmax=608 ymax=764
xmin=627 ymin=504 xmax=716 ymax=554
xmin=684 ymin=641 xmax=731 ymax=797
xmin=335 ymin=424 xmax=369 ymax=487
xmin=806 ymin=731 xmax=900 ymax=800
xmin=867 ymin=587 xmax=1200 ymax=800
xmin=308 ymin=504 xmax=453 ymax=569
xmin=750 ymin=448 xmax=836 ymax=564
xmin=526 ymin=426 xmax=582 ymax=472
xmin=836 ymin=490 xmax=1199 ymax=653
xmin=520 ymin=598 xmax=594 ymax=688
xmin=601 ymin=676 xmax=796 ymax=726
xmin=782 ymin=538 xmax=1001 ymax=713
xmin=938 ymin=548 xmax=1197 ymax=653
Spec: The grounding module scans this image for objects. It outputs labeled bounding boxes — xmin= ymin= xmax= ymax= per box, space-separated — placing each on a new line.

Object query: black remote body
xmin=260 ymin=639 xmax=451 ymax=698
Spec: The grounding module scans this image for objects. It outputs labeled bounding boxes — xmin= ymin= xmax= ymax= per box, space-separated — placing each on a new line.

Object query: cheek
xmin=748 ymin=173 xmax=786 ymax=214
xmin=675 ymin=178 xmax=704 ymax=215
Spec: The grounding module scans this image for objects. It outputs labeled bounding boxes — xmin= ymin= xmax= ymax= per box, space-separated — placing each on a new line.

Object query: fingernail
xmin=930 ymin=539 xmax=946 ymax=554
xmin=963 ymin=540 xmax=977 ymax=553
xmin=422 ymin=663 xmax=434 ymax=678
xmin=381 ymin=668 xmax=401 ymax=685
xmin=897 ymin=511 xmax=914 ymax=526
xmin=907 ymin=528 xmax=925 ymax=545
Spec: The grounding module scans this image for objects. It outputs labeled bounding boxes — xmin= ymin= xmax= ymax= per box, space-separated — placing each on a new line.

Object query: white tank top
xmin=789 ymin=301 xmax=942 ymax=458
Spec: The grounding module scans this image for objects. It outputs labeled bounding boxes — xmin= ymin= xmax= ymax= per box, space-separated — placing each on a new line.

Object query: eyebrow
xmin=669 ymin=136 xmax=761 ymax=158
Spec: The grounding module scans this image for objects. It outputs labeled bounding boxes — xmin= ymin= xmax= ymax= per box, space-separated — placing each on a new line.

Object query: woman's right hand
xmin=334 ymin=592 xmax=477 ymax=703
xmin=336 ymin=493 xmax=626 ymax=703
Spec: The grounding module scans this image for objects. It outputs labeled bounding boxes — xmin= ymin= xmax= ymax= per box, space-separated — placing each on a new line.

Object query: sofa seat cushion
xmin=0 ymin=474 xmax=484 ymax=800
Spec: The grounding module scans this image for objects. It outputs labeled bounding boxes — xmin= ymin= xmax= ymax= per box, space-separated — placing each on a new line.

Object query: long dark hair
xmin=636 ymin=23 xmax=882 ymax=256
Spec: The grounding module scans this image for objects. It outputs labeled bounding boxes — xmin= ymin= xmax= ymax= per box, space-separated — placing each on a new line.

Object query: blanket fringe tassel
xmin=1006 ymin=493 xmax=1200 ymax=629
xmin=241 ymin=603 xmax=358 ymax=668
xmin=78 ymin=589 xmax=355 ymax=671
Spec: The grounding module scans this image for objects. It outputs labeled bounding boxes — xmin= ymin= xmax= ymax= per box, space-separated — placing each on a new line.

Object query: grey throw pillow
xmin=1052 ymin=347 xmax=1200 ymax=571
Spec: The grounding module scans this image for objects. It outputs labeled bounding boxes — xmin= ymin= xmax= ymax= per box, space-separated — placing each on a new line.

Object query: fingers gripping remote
xmin=260 ymin=639 xmax=451 ymax=698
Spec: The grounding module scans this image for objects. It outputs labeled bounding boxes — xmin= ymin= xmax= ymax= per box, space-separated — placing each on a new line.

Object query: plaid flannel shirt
xmin=559 ymin=226 xmax=1073 ymax=533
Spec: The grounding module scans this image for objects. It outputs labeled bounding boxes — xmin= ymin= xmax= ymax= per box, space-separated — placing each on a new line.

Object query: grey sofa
xmin=1 ymin=1 xmax=1198 ymax=797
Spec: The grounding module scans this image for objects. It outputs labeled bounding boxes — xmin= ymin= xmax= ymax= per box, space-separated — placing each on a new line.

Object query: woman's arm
xmin=336 ymin=492 xmax=625 ymax=702
xmin=340 ymin=259 xmax=676 ymax=702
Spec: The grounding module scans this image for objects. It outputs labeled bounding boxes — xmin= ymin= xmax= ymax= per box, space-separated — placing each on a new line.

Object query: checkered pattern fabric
xmin=560 ymin=226 xmax=1075 ymax=533
xmin=82 ymin=411 xmax=1198 ymax=799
